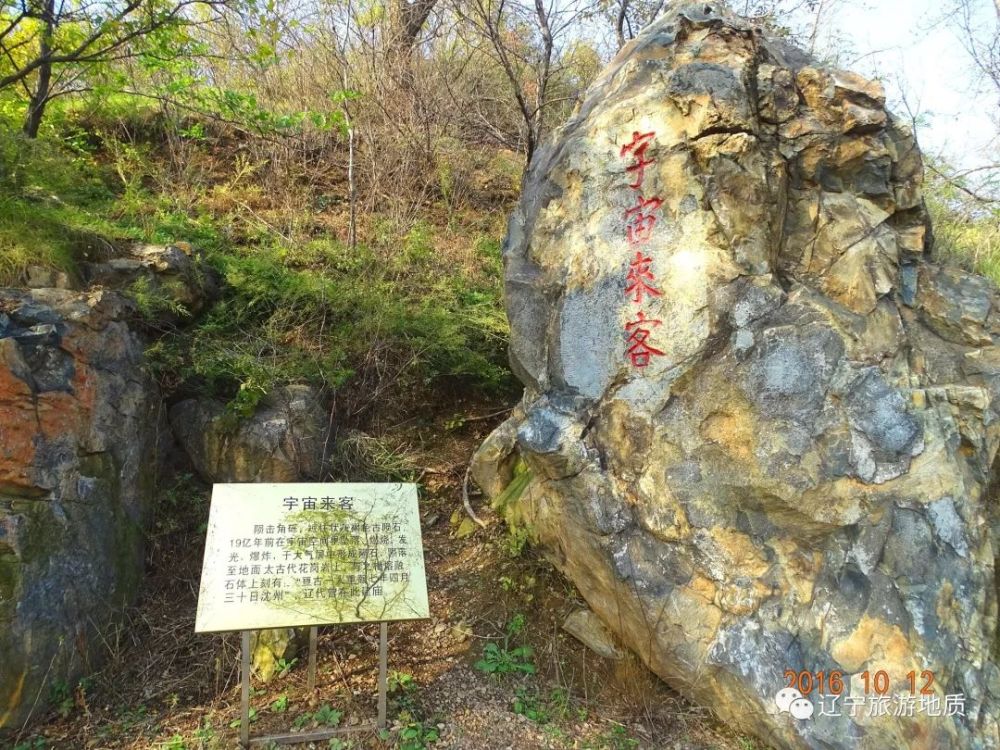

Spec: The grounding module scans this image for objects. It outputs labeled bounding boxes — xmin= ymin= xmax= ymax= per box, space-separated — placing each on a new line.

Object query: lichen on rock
xmin=473 ymin=4 xmax=1000 ymax=748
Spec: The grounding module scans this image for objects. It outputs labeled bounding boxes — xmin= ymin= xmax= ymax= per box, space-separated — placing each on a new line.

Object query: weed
xmin=115 ymin=703 xmax=150 ymax=729
xmin=48 ymin=680 xmax=74 ymax=719
xmin=583 ymin=725 xmax=640 ymax=750
xmin=275 ymin=657 xmax=297 ymax=678
xmin=330 ymin=432 xmax=416 ymax=483
xmin=12 ymin=739 xmax=47 ymax=750
xmin=476 ymin=641 xmax=536 ymax=675
xmin=512 ymin=686 xmax=573 ymax=724
xmin=228 ymin=707 xmax=257 ymax=728
xmin=128 ymin=276 xmax=190 ymax=321
xmin=504 ymin=525 xmax=531 ymax=558
xmin=388 ymin=670 xmax=421 ymax=719
xmin=271 ymin=694 xmax=289 ymax=713
xmin=512 ymin=687 xmax=550 ymax=723
xmin=507 ymin=612 xmax=527 ymax=636
xmin=162 ymin=735 xmax=186 ymax=750
xmin=385 ymin=672 xmax=441 ymax=749
xmin=293 ymin=703 xmax=343 ymax=730
xmin=402 ymin=221 xmax=434 ymax=265
xmin=388 ymin=671 xmax=417 ymax=694
xmin=397 ymin=719 xmax=441 ymax=750
xmin=475 ymin=614 xmax=536 ymax=676
xmin=152 ymin=473 xmax=207 ymax=539
xmin=313 ymin=704 xmax=343 ymax=727
xmin=193 ymin=720 xmax=216 ymax=745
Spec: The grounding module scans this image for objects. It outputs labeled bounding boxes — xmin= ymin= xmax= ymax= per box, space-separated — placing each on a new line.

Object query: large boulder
xmin=169 ymin=385 xmax=328 ymax=484
xmin=473 ymin=4 xmax=1000 ymax=749
xmin=0 ymin=289 xmax=162 ymax=731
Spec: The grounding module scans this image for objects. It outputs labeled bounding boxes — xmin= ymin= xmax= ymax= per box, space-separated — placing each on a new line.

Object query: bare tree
xmin=454 ymin=0 xmax=592 ymax=163
xmin=605 ymin=0 xmax=665 ymax=50
xmin=389 ymin=0 xmax=439 ymax=54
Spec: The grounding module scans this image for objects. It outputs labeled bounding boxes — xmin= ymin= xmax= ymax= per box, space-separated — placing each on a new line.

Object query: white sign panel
xmin=195 ymin=483 xmax=429 ymax=633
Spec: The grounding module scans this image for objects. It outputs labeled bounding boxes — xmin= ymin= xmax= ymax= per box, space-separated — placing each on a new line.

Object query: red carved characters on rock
xmin=619 ymin=130 xmax=665 ymax=368
xmin=620 ymin=130 xmax=656 ymax=190
xmin=625 ymin=251 xmax=662 ymax=305
xmin=624 ymin=195 xmax=664 ymax=245
xmin=625 ymin=311 xmax=664 ymax=368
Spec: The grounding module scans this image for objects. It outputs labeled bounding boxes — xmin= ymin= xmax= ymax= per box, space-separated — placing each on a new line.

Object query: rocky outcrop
xmin=80 ymin=242 xmax=219 ymax=322
xmin=169 ymin=385 xmax=328 ymax=484
xmin=0 ymin=289 xmax=162 ymax=731
xmin=170 ymin=385 xmax=329 ymax=678
xmin=24 ymin=266 xmax=75 ymax=291
xmin=473 ymin=4 xmax=1000 ymax=749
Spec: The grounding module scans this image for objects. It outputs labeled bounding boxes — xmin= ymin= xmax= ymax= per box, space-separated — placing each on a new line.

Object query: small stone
xmin=562 ymin=609 xmax=623 ymax=660
xmin=455 ymin=517 xmax=478 ymax=538
xmin=451 ymin=623 xmax=472 ymax=641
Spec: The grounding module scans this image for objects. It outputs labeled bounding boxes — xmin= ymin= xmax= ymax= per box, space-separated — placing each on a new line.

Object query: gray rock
xmin=81 ymin=242 xmax=219 ymax=322
xmin=25 ymin=265 xmax=75 ymax=290
xmin=562 ymin=608 xmax=624 ymax=660
xmin=0 ymin=288 xmax=162 ymax=733
xmin=169 ymin=385 xmax=328 ymax=484
xmin=473 ymin=4 xmax=1000 ymax=749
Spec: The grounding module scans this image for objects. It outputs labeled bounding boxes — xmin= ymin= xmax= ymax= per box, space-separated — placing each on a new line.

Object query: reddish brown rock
xmin=0 ymin=288 xmax=162 ymax=732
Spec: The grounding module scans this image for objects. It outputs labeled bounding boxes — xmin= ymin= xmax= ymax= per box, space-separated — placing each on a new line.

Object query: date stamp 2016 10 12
xmin=774 ymin=669 xmax=966 ymax=721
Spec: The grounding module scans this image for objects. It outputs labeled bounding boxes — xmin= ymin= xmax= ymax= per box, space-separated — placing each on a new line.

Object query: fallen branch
xmin=462 ymin=462 xmax=488 ymax=529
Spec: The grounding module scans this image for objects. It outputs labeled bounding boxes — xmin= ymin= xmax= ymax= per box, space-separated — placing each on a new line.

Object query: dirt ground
xmin=9 ymin=411 xmax=763 ymax=750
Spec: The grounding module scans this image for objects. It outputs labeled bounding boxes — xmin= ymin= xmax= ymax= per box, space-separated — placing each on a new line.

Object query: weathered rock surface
xmin=80 ymin=242 xmax=218 ymax=321
xmin=250 ymin=628 xmax=308 ymax=683
xmin=24 ymin=265 xmax=75 ymax=291
xmin=0 ymin=288 xmax=162 ymax=731
xmin=563 ymin=608 xmax=624 ymax=660
xmin=169 ymin=385 xmax=328 ymax=484
xmin=474 ymin=4 xmax=1000 ymax=749
xmin=170 ymin=385 xmax=328 ymax=676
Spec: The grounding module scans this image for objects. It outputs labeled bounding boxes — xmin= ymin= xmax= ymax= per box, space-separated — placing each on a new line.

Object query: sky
xmin=812 ymin=0 xmax=997 ymax=172
xmin=565 ymin=0 xmax=997 ymax=175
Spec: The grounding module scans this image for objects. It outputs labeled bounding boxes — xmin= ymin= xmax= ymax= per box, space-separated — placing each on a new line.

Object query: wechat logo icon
xmin=775 ymin=687 xmax=815 ymax=720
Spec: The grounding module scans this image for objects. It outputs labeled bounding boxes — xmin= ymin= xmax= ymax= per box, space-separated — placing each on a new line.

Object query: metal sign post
xmin=239 ymin=623 xmax=390 ymax=748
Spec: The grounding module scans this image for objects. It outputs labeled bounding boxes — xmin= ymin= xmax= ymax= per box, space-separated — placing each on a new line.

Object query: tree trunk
xmin=22 ymin=0 xmax=55 ymax=138
xmin=616 ymin=1 xmax=630 ymax=49
xmin=22 ymin=62 xmax=51 ymax=138
xmin=389 ymin=0 xmax=437 ymax=55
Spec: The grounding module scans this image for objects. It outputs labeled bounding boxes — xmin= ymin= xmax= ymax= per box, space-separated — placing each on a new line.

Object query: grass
xmin=0 ymin=120 xmax=516 ymax=418
xmin=927 ymin=196 xmax=1000 ymax=282
xmin=924 ymin=165 xmax=1000 ymax=283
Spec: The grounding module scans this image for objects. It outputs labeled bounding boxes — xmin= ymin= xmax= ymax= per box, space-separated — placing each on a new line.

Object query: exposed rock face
xmin=473 ymin=4 xmax=1000 ymax=749
xmin=169 ymin=385 xmax=328 ymax=484
xmin=170 ymin=385 xmax=328 ymax=677
xmin=0 ymin=289 xmax=161 ymax=731
xmin=25 ymin=265 xmax=75 ymax=291
xmin=80 ymin=242 xmax=219 ymax=321
xmin=562 ymin=608 xmax=624 ymax=660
